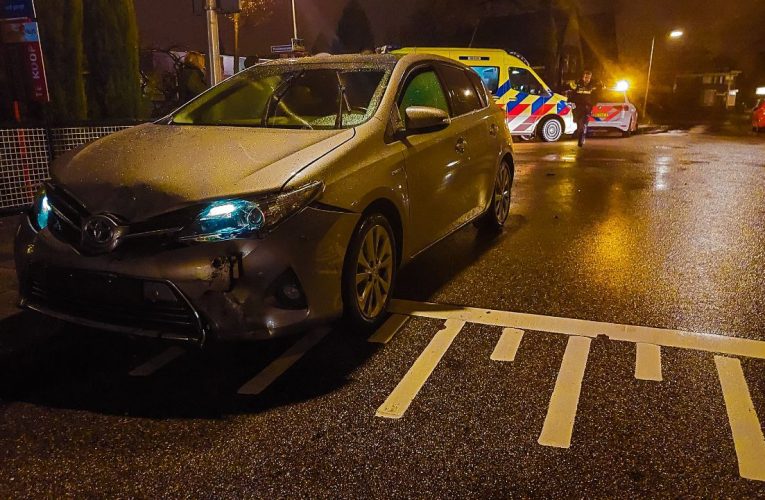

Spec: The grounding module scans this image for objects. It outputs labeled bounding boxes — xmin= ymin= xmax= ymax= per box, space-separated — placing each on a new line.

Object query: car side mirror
xmin=404 ymin=106 xmax=450 ymax=133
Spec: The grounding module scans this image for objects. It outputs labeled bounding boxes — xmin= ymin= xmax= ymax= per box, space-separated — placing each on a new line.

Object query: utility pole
xmin=205 ymin=0 xmax=222 ymax=85
xmin=643 ymin=36 xmax=655 ymax=120
xmin=291 ymin=0 xmax=298 ymax=40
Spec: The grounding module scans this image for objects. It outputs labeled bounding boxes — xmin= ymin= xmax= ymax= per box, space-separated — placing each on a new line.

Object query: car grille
xmin=28 ymin=267 xmax=204 ymax=340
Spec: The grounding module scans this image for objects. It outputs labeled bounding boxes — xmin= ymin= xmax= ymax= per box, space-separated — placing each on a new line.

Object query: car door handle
xmin=455 ymin=137 xmax=467 ymax=154
xmin=489 ymin=124 xmax=499 ymax=137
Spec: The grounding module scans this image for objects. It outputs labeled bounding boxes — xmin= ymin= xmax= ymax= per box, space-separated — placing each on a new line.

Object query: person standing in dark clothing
xmin=568 ymin=70 xmax=604 ymax=144
xmin=178 ymin=51 xmax=207 ymax=103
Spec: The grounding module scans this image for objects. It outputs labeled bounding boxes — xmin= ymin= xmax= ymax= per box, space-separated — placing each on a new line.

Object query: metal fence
xmin=0 ymin=125 xmax=133 ymax=212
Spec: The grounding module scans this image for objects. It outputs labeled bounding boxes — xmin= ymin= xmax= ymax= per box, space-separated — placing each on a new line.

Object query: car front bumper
xmin=14 ymin=206 xmax=360 ymax=344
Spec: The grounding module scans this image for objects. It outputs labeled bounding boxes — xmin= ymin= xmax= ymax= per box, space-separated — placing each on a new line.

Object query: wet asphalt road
xmin=1 ymin=127 xmax=765 ymax=497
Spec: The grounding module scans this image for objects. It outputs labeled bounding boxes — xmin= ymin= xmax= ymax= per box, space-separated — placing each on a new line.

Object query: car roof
xmin=257 ymin=52 xmax=466 ymax=70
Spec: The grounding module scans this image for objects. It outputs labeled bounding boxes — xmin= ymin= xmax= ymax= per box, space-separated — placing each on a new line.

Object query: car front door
xmin=396 ymin=65 xmax=468 ymax=254
xmin=436 ymin=62 xmax=498 ymax=222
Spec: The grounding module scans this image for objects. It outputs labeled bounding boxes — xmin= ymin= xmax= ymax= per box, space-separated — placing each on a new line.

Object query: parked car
xmin=15 ymin=53 xmax=514 ymax=345
xmin=753 ymin=99 xmax=765 ymax=132
xmin=587 ymin=88 xmax=639 ymax=137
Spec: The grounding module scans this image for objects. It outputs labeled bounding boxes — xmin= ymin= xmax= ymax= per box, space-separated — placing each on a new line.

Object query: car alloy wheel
xmin=343 ymin=213 xmax=397 ymax=329
xmin=477 ymin=161 xmax=512 ymax=231
xmin=540 ymin=118 xmax=563 ymax=142
xmin=493 ymin=163 xmax=512 ymax=225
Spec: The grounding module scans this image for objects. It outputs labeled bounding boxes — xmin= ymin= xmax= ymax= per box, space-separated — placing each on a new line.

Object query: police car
xmin=394 ymin=47 xmax=576 ymax=142
xmin=587 ymin=84 xmax=639 ymax=137
xmin=753 ymin=96 xmax=765 ymax=133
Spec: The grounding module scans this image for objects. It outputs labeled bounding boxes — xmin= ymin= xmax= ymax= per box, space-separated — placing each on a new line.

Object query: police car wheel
xmin=539 ymin=118 xmax=563 ymax=142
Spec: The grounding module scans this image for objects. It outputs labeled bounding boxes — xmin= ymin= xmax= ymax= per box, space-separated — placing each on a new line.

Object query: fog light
xmin=281 ymin=284 xmax=302 ymax=301
xmin=270 ymin=269 xmax=308 ymax=310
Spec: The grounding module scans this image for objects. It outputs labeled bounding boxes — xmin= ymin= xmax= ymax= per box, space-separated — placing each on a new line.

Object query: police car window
xmin=398 ymin=69 xmax=450 ymax=118
xmin=438 ymin=63 xmax=483 ymax=116
xmin=470 ymin=66 xmax=499 ymax=94
xmin=508 ymin=67 xmax=544 ymax=95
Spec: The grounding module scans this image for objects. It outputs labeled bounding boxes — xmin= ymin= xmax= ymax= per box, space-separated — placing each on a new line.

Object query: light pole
xmin=205 ymin=0 xmax=223 ymax=85
xmin=291 ymin=0 xmax=298 ymax=40
xmin=643 ymin=29 xmax=684 ymax=119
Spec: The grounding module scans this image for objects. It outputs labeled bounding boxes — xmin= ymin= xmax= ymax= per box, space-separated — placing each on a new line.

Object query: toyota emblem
xmin=82 ymin=215 xmax=120 ymax=250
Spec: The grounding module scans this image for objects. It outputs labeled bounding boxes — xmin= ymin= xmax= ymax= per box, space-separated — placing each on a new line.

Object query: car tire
xmin=477 ymin=160 xmax=513 ymax=231
xmin=342 ymin=213 xmax=397 ymax=332
xmin=538 ymin=117 xmax=563 ymax=142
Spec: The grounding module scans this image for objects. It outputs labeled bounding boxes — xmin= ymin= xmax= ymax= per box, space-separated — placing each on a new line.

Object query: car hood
xmin=52 ymin=123 xmax=354 ymax=221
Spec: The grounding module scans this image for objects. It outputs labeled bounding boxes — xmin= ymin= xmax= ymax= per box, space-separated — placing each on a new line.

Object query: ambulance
xmin=395 ymin=47 xmax=576 ymax=142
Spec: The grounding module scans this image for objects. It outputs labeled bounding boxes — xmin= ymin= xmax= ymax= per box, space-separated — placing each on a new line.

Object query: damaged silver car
xmin=15 ymin=53 xmax=514 ymax=345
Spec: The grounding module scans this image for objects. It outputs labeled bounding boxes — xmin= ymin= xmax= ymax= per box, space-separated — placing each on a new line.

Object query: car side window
xmin=465 ymin=69 xmax=489 ymax=108
xmin=438 ymin=63 xmax=483 ymax=116
xmin=398 ymin=68 xmax=450 ymax=119
xmin=508 ymin=67 xmax=544 ymax=95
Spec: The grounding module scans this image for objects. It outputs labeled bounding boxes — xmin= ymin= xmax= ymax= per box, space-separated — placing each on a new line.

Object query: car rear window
xmin=470 ymin=66 xmax=500 ymax=94
xmin=438 ymin=63 xmax=483 ymax=116
xmin=598 ymin=90 xmax=628 ymax=103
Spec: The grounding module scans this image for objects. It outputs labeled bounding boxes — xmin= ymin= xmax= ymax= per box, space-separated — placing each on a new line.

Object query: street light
xmin=643 ymin=29 xmax=684 ymax=119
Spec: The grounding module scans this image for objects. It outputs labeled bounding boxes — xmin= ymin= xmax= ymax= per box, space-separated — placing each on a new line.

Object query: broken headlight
xmin=179 ymin=181 xmax=324 ymax=243
xmin=30 ymin=188 xmax=51 ymax=231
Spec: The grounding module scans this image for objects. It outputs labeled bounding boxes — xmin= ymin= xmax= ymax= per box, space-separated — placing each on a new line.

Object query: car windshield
xmin=170 ymin=63 xmax=391 ymax=129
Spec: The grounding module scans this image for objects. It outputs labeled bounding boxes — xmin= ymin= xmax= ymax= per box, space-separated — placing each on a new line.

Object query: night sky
xmin=133 ymin=0 xmax=764 ymax=74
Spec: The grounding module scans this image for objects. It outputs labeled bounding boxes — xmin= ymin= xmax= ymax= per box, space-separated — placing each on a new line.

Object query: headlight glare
xmin=179 ymin=181 xmax=323 ymax=243
xmin=31 ymin=189 xmax=51 ymax=231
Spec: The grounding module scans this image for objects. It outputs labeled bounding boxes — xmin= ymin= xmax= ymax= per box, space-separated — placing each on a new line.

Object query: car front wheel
xmin=342 ymin=213 xmax=397 ymax=331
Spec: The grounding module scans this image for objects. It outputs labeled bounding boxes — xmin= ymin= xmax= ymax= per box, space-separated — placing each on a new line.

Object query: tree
xmin=82 ymin=0 xmax=141 ymax=119
xmin=35 ymin=0 xmax=87 ymax=123
xmin=228 ymin=0 xmax=275 ymax=71
xmin=336 ymin=0 xmax=374 ymax=54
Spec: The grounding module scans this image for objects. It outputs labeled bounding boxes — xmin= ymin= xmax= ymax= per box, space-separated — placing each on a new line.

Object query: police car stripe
xmin=530 ymin=95 xmax=552 ymax=115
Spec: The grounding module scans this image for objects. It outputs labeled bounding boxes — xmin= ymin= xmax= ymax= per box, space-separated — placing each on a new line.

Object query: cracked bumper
xmin=14 ymin=206 xmax=360 ymax=343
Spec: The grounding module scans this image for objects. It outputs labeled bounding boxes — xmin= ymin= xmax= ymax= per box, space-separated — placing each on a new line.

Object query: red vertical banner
xmin=0 ymin=0 xmax=49 ymax=104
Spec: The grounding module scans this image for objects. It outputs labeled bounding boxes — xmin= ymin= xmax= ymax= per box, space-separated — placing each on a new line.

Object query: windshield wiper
xmin=262 ymin=70 xmax=304 ymax=127
xmin=335 ymin=71 xmax=351 ymax=129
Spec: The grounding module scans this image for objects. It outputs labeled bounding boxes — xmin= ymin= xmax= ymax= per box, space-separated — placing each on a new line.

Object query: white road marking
xmin=635 ymin=343 xmax=663 ymax=381
xmin=538 ymin=336 xmax=592 ymax=449
xmin=368 ymin=314 xmax=409 ymax=344
xmin=376 ymin=319 xmax=465 ymax=419
xmin=714 ymin=356 xmax=765 ymax=482
xmin=389 ymin=299 xmax=765 ymax=360
xmin=128 ymin=346 xmax=186 ymax=377
xmin=491 ymin=328 xmax=524 ymax=362
xmin=237 ymin=328 xmax=330 ymax=396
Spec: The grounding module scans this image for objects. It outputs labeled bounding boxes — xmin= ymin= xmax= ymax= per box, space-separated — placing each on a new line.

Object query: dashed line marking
xmin=538 ymin=336 xmax=592 ymax=449
xmin=237 ymin=328 xmax=330 ymax=396
xmin=368 ymin=314 xmax=409 ymax=344
xmin=491 ymin=328 xmax=524 ymax=362
xmin=376 ymin=319 xmax=465 ymax=419
xmin=715 ymin=356 xmax=765 ymax=482
xmin=129 ymin=346 xmax=186 ymax=377
xmin=389 ymin=299 xmax=765 ymax=359
xmin=635 ymin=343 xmax=663 ymax=381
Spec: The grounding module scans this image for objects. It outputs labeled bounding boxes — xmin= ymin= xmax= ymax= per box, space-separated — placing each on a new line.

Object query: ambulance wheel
xmin=538 ymin=117 xmax=564 ymax=142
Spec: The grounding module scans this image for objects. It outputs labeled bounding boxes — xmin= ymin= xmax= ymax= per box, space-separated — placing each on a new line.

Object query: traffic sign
xmin=1 ymin=0 xmax=35 ymax=20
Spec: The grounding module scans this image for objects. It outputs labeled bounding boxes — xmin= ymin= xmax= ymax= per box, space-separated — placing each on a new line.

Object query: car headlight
xmin=30 ymin=188 xmax=51 ymax=231
xmin=178 ymin=181 xmax=324 ymax=243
